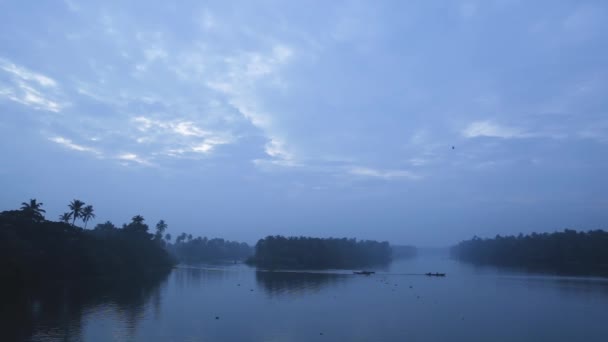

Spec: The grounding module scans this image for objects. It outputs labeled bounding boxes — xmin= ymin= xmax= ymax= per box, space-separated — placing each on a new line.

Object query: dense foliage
xmin=248 ymin=235 xmax=392 ymax=269
xmin=0 ymin=204 xmax=174 ymax=285
xmin=451 ymin=229 xmax=608 ymax=275
xmin=167 ymin=233 xmax=252 ymax=263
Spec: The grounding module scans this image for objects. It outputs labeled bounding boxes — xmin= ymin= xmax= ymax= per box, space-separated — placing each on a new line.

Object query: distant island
xmin=451 ymin=229 xmax=608 ymax=276
xmin=247 ymin=235 xmax=392 ymax=269
xmin=0 ymin=199 xmax=175 ymax=285
xmin=167 ymin=233 xmax=252 ymax=263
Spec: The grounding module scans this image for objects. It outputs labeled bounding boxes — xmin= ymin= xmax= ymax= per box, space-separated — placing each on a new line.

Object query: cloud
xmin=408 ymin=158 xmax=430 ymax=167
xmin=462 ymin=121 xmax=524 ymax=139
xmin=348 ymin=166 xmax=421 ymax=180
xmin=0 ymin=59 xmax=57 ymax=88
xmin=261 ymin=138 xmax=298 ymax=165
xmin=0 ymin=58 xmax=63 ymax=112
xmin=204 ymin=44 xmax=295 ymax=164
xmin=173 ymin=121 xmax=208 ymax=137
xmin=134 ymin=116 xmax=209 ymax=137
xmin=117 ymin=153 xmax=152 ymax=166
xmin=132 ymin=116 xmax=233 ymax=156
xmin=133 ymin=32 xmax=168 ymax=72
xmin=49 ymin=136 xmax=100 ymax=155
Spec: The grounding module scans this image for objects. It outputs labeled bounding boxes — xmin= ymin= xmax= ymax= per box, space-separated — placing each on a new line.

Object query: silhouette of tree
xmin=248 ymin=236 xmax=391 ymax=269
xmin=167 ymin=234 xmax=252 ymax=262
xmin=20 ymin=199 xmax=46 ymax=222
xmin=124 ymin=215 xmax=149 ymax=236
xmin=155 ymin=220 xmax=168 ymax=241
xmin=59 ymin=212 xmax=72 ymax=224
xmin=94 ymin=221 xmax=116 ymax=231
xmin=81 ymin=205 xmax=95 ymax=229
xmin=68 ymin=199 xmax=85 ymax=226
xmin=176 ymin=232 xmax=187 ymax=244
xmin=1 ymin=203 xmax=175 ymax=285
xmin=132 ymin=215 xmax=144 ymax=225
xmin=164 ymin=233 xmax=172 ymax=243
xmin=451 ymin=229 xmax=608 ymax=275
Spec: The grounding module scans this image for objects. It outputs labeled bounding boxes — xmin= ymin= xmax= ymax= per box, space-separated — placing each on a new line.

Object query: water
xmin=3 ymin=255 xmax=608 ymax=341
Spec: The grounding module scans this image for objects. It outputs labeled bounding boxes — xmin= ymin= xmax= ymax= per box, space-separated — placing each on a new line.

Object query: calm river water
xmin=4 ymin=254 xmax=608 ymax=341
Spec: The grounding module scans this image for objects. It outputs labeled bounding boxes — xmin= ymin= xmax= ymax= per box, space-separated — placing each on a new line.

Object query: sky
xmin=1 ymin=0 xmax=607 ymax=246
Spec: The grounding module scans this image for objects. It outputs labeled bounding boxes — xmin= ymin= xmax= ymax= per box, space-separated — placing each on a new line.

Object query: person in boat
xmin=354 ymin=270 xmax=375 ymax=275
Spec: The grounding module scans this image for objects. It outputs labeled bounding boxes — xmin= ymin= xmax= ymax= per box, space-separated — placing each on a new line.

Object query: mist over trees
xmin=451 ymin=229 xmax=608 ymax=275
xmin=248 ymin=236 xmax=392 ymax=269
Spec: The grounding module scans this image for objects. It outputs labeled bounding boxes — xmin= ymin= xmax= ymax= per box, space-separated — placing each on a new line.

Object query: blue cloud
xmin=1 ymin=0 xmax=607 ymax=245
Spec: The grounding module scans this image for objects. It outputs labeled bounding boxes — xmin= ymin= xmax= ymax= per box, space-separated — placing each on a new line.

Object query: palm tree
xmin=165 ymin=233 xmax=172 ymax=243
xmin=68 ymin=199 xmax=85 ymax=226
xmin=81 ymin=205 xmax=95 ymax=229
xmin=124 ymin=215 xmax=149 ymax=234
xmin=176 ymin=232 xmax=187 ymax=244
xmin=155 ymin=220 xmax=168 ymax=240
xmin=20 ymin=198 xmax=46 ymax=221
xmin=59 ymin=212 xmax=72 ymax=224
xmin=132 ymin=215 xmax=145 ymax=225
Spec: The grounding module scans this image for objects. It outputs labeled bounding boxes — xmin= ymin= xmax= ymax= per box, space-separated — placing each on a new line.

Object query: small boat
xmin=425 ymin=272 xmax=446 ymax=277
xmin=354 ymin=271 xmax=375 ymax=275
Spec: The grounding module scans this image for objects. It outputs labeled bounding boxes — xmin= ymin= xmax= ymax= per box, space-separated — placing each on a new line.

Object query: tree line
xmin=1 ymin=199 xmax=175 ymax=284
xmin=2 ymin=198 xmax=254 ymax=282
xmin=167 ymin=234 xmax=252 ymax=263
xmin=451 ymin=229 xmax=608 ymax=275
xmin=248 ymin=235 xmax=392 ymax=269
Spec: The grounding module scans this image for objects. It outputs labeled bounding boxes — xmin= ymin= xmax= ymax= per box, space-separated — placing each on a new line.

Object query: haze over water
xmin=6 ymin=255 xmax=608 ymax=342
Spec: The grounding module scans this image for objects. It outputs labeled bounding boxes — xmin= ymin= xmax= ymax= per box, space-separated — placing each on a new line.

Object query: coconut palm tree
xmin=132 ymin=215 xmax=145 ymax=225
xmin=155 ymin=220 xmax=168 ymax=240
xmin=68 ymin=199 xmax=85 ymax=226
xmin=81 ymin=205 xmax=95 ymax=229
xmin=124 ymin=215 xmax=149 ymax=234
xmin=59 ymin=212 xmax=72 ymax=224
xmin=20 ymin=198 xmax=46 ymax=221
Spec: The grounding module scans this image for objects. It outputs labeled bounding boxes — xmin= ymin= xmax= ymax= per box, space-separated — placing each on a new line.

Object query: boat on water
xmin=425 ymin=272 xmax=446 ymax=277
xmin=354 ymin=271 xmax=375 ymax=275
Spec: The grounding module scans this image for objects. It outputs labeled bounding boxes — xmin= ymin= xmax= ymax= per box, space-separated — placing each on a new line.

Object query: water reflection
xmin=255 ymin=270 xmax=348 ymax=296
xmin=173 ymin=265 xmax=230 ymax=288
xmin=4 ymin=259 xmax=608 ymax=342
xmin=1 ymin=271 xmax=169 ymax=342
xmin=505 ymin=275 xmax=608 ymax=297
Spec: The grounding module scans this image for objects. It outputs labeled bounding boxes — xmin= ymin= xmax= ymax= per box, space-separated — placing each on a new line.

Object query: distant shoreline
xmin=451 ymin=229 xmax=608 ymax=277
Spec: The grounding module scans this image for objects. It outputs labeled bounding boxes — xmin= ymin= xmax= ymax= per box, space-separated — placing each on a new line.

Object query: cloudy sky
xmin=1 ymin=0 xmax=607 ymax=245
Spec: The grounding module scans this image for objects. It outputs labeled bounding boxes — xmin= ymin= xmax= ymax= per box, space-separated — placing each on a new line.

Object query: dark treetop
xmin=167 ymin=233 xmax=252 ymax=263
xmin=451 ymin=229 xmax=608 ymax=276
xmin=248 ymin=235 xmax=392 ymax=269
xmin=0 ymin=203 xmax=174 ymax=285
